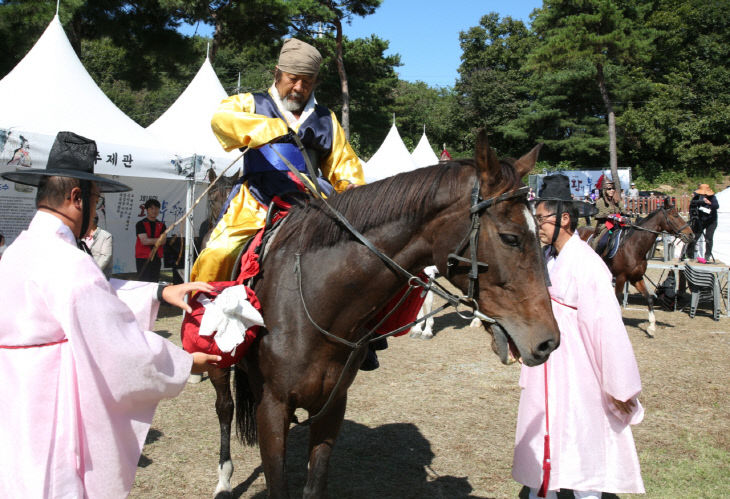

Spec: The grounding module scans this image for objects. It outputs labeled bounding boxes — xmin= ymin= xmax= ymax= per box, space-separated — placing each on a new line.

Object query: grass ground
xmin=131 ymin=275 xmax=729 ymax=498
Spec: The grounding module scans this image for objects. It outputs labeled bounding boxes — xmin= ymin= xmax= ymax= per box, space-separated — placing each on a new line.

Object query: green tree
xmin=162 ymin=0 xmax=290 ymax=62
xmin=527 ymin=0 xmax=654 ymax=197
xmin=454 ymin=13 xmax=535 ymax=157
xmin=315 ymin=35 xmax=400 ymax=157
xmin=391 ymin=81 xmax=462 ymax=157
xmin=289 ymin=0 xmax=382 ymax=139
xmin=620 ymin=0 xmax=730 ymax=178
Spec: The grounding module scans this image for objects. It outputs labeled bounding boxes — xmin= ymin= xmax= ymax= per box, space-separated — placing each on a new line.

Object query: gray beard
xmin=281 ymin=98 xmax=304 ymax=113
xmin=280 ymin=91 xmax=306 ymax=113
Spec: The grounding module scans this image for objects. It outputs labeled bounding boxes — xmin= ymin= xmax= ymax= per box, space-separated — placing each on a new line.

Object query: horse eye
xmin=499 ymin=233 xmax=521 ymax=247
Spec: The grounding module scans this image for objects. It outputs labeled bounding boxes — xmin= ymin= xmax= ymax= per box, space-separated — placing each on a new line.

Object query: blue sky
xmin=346 ymin=0 xmax=542 ymax=87
xmin=181 ymin=0 xmax=542 ymax=88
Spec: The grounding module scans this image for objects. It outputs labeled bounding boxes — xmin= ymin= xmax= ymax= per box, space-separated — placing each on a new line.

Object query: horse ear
xmin=513 ymin=143 xmax=543 ymax=178
xmin=475 ymin=129 xmax=501 ymax=179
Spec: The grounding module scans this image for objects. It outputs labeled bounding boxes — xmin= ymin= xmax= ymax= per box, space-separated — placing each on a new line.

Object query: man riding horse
xmin=190 ymin=38 xmax=391 ymax=368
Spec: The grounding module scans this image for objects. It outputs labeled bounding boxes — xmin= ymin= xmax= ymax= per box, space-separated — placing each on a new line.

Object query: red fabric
xmin=370 ymin=272 xmax=428 ymax=336
xmin=180 ymin=198 xmax=291 ymax=367
xmin=181 ymin=282 xmax=261 ymax=368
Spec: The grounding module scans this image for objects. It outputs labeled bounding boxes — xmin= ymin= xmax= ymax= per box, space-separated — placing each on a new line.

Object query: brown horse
xmin=205 ymin=131 xmax=561 ymax=498
xmin=199 ymin=167 xmax=240 ymax=250
xmin=578 ymin=198 xmax=694 ymax=336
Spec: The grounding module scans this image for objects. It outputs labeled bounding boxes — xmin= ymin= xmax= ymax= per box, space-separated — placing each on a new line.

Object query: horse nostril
xmin=536 ymin=339 xmax=557 ymax=355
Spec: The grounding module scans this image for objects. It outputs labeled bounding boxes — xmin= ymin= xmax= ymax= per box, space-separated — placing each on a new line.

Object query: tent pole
xmin=183 ymin=155 xmax=196 ymax=285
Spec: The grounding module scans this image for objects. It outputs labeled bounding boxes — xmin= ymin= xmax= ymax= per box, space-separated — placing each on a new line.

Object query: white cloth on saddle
xmin=198 ymin=285 xmax=265 ymax=353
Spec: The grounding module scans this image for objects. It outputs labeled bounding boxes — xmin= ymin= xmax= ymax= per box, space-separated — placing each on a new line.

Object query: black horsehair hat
xmin=1 ymin=131 xmax=131 ymax=193
xmin=537 ymin=174 xmax=577 ymax=203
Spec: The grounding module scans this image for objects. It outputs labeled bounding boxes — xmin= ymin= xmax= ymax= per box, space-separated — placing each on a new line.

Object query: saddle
xmin=590 ymin=226 xmax=627 ymax=259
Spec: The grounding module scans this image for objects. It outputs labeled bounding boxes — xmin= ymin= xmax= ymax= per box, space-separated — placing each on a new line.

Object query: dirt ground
xmin=130 ymin=273 xmax=730 ymax=499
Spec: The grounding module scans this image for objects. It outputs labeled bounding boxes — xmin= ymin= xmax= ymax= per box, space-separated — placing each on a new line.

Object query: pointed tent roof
xmin=146 ymin=56 xmax=238 ymax=167
xmin=363 ymin=123 xmax=418 ymax=183
xmin=0 ymin=15 xmax=180 ymax=179
xmin=411 ymin=130 xmax=439 ymax=168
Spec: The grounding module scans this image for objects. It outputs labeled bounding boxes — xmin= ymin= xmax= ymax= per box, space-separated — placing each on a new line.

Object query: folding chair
xmin=683 ymin=264 xmax=721 ymax=321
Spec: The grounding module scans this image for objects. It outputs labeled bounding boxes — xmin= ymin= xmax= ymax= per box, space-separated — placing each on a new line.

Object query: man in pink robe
xmin=513 ymin=174 xmax=644 ymax=498
xmin=0 ymin=131 xmax=218 ymax=498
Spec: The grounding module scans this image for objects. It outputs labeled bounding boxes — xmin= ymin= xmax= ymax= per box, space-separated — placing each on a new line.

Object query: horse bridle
xmin=275 ymin=134 xmax=530 ymax=425
xmin=629 ymin=207 xmax=693 ymax=242
xmin=446 ymin=180 xmax=530 ymax=310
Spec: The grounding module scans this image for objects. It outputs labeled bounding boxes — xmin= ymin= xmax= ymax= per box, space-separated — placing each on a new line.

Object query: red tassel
xmin=537 ymin=362 xmax=551 ymax=498
xmin=537 ymin=434 xmax=551 ymax=497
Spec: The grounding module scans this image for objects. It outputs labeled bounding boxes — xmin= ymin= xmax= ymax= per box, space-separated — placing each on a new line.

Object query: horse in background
xmin=198 ymin=167 xmax=240 ymax=251
xmin=578 ymin=198 xmax=694 ymax=336
xmin=205 ymin=131 xmax=561 ymax=498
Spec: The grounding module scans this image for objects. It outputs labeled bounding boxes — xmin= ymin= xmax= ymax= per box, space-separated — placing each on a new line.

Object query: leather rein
xmin=270 ymin=132 xmax=529 ymax=425
xmin=628 ymin=208 xmax=692 ymax=241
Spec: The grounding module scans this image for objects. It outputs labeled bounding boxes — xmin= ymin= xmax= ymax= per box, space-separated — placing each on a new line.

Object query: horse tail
xmin=233 ymin=364 xmax=258 ymax=446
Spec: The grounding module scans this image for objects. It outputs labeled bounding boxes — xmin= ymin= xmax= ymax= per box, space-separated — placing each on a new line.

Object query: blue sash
xmin=245 ymin=143 xmax=307 ymax=175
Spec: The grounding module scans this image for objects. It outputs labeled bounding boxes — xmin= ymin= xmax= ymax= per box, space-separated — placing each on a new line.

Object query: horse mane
xmin=272 ymin=158 xmax=520 ymax=252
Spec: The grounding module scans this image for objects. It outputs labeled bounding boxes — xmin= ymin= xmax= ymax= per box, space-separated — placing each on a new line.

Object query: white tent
xmin=0 ymin=15 xmax=180 ymax=179
xmin=0 ymin=15 xmax=206 ymax=274
xmin=411 ymin=130 xmax=439 ymax=168
xmin=146 ymin=55 xmax=243 ymax=280
xmin=147 ymin=55 xmax=239 ymax=171
xmin=363 ymin=123 xmax=418 ymax=183
xmin=711 ymin=187 xmax=730 ymax=264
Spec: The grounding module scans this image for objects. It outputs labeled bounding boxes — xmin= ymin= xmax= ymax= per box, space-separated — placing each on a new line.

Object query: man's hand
xmin=162 ymin=281 xmax=215 ymax=313
xmin=610 ymin=396 xmax=636 ymax=415
xmin=190 ymin=352 xmax=222 ymax=374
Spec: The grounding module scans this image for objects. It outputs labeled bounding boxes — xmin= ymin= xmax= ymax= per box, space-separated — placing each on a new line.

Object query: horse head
xmin=435 ymin=130 xmax=560 ymax=366
xmin=659 ymin=197 xmax=694 ymax=244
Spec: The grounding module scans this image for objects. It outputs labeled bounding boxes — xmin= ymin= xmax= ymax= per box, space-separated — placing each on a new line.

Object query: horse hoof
xmin=469 ymin=317 xmax=482 ymax=328
xmin=646 ymin=325 xmax=656 ymax=338
xmin=187 ymin=373 xmax=204 ymax=384
xmin=420 ymin=331 xmax=433 ymax=339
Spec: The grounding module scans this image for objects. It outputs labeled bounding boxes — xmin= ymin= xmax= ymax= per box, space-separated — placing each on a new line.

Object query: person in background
xmin=590 ymin=177 xmax=624 ymax=252
xmin=0 ymin=131 xmax=219 ymax=498
xmin=135 ymin=198 xmax=166 ymax=282
xmin=686 ymin=184 xmax=719 ymax=263
xmin=513 ymin=174 xmax=644 ymax=499
xmin=84 ymin=215 xmax=113 ymax=278
xmin=627 ymin=182 xmax=639 ymax=215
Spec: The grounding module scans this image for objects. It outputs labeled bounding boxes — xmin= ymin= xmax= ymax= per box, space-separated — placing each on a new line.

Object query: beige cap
xmin=277 ymin=38 xmax=322 ymax=76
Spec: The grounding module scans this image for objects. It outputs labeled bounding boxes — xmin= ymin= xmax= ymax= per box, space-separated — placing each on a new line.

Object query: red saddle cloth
xmin=370 ymin=272 xmax=429 ymax=337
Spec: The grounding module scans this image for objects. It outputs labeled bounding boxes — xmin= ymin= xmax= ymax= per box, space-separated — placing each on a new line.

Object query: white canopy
xmin=0 ymin=14 xmax=180 ymax=180
xmin=0 ymin=15 xmax=207 ymax=274
xmin=411 ymin=130 xmax=439 ymax=168
xmin=146 ymin=56 xmax=239 ymax=173
xmin=363 ymin=123 xmax=418 ymax=183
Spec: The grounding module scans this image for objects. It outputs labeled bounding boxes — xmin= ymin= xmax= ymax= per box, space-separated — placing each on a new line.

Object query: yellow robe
xmin=191 ymin=88 xmax=364 ymax=282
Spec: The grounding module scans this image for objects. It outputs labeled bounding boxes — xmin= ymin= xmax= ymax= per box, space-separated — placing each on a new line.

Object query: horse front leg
xmin=303 ymin=395 xmax=348 ymax=499
xmin=257 ymin=391 xmax=292 ymax=499
xmin=209 ymin=366 xmax=235 ymax=497
xmin=633 ymin=278 xmax=656 ymax=337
